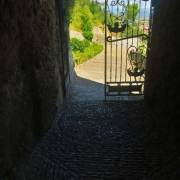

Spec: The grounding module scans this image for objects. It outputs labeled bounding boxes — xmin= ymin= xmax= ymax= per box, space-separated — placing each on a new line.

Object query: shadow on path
xmin=68 ymin=73 xmax=104 ymax=102
xmin=11 ymin=101 xmax=163 ymax=180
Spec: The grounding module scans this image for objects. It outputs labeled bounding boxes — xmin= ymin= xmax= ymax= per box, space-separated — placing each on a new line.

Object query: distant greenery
xmin=70 ymin=0 xmax=104 ymax=31
xmin=69 ymin=1 xmax=145 ymax=64
xmin=81 ymin=15 xmax=93 ymax=41
xmin=70 ymin=38 xmax=103 ymax=64
xmin=69 ymin=1 xmax=142 ymax=38
xmin=121 ymin=22 xmax=143 ymax=38
xmin=89 ymin=1 xmax=104 ymax=25
xmin=124 ymin=3 xmax=142 ymax=37
xmin=69 ymin=0 xmax=104 ymax=64
xmin=107 ymin=3 xmax=143 ymax=37
xmin=126 ymin=3 xmax=139 ymax=23
xmin=70 ymin=38 xmax=90 ymax=52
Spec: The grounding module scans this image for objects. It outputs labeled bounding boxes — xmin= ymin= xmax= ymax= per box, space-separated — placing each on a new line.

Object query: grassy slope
xmin=72 ymin=43 xmax=103 ymax=65
xmin=70 ymin=0 xmax=104 ymax=32
xmin=69 ymin=0 xmax=104 ymax=64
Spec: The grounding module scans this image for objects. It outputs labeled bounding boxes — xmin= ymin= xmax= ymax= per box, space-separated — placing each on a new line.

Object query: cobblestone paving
xmin=11 ymin=101 xmax=163 ymax=180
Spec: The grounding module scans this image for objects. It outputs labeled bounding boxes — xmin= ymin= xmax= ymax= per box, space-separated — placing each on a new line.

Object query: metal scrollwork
xmin=107 ymin=0 xmax=127 ymax=33
xmin=127 ymin=46 xmax=146 ymax=77
xmin=105 ymin=0 xmax=152 ymax=96
xmin=111 ymin=0 xmax=125 ymax=7
xmin=106 ymin=36 xmax=112 ymax=42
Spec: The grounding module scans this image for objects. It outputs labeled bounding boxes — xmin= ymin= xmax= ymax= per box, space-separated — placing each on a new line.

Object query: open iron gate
xmin=104 ymin=0 xmax=153 ymax=99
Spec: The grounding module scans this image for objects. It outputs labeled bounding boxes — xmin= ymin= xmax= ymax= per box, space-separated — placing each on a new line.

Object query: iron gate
xmin=104 ymin=0 xmax=153 ymax=98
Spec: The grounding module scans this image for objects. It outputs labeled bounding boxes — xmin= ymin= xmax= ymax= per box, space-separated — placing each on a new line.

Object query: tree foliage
xmin=81 ymin=15 xmax=93 ymax=41
xmin=126 ymin=3 xmax=139 ymax=23
xmin=64 ymin=0 xmax=75 ymax=23
xmin=70 ymin=38 xmax=103 ymax=64
xmin=70 ymin=38 xmax=90 ymax=52
xmin=70 ymin=0 xmax=104 ymax=31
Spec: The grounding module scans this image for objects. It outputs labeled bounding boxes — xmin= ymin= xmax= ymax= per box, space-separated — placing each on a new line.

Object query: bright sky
xmin=97 ymin=0 xmax=151 ymax=9
xmin=96 ymin=0 xmax=151 ymax=19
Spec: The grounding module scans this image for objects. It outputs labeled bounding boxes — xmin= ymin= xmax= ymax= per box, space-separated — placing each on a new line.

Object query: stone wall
xmin=0 ymin=0 xmax=69 ymax=175
xmin=145 ymin=0 xmax=180 ymax=141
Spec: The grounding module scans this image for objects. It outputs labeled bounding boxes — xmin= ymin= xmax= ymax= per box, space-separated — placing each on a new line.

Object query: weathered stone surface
xmin=145 ymin=0 xmax=180 ymax=145
xmin=10 ymin=101 xmax=163 ymax=180
xmin=0 ymin=0 xmax=68 ymax=175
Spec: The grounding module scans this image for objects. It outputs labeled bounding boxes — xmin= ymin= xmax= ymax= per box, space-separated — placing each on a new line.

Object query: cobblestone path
xmin=12 ymin=101 xmax=162 ymax=180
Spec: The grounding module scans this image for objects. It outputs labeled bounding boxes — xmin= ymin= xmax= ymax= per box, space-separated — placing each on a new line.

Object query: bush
xmin=70 ymin=0 xmax=104 ymax=31
xmin=84 ymin=43 xmax=103 ymax=58
xmin=72 ymin=42 xmax=103 ymax=64
xmin=70 ymin=38 xmax=90 ymax=52
xmin=89 ymin=2 xmax=104 ymax=25
xmin=81 ymin=15 xmax=93 ymax=41
xmin=82 ymin=30 xmax=93 ymax=42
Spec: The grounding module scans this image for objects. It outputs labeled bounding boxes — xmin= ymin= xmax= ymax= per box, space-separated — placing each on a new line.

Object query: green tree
xmin=89 ymin=2 xmax=104 ymax=25
xmin=70 ymin=38 xmax=90 ymax=52
xmin=70 ymin=0 xmax=104 ymax=31
xmin=126 ymin=3 xmax=139 ymax=22
xmin=81 ymin=15 xmax=93 ymax=41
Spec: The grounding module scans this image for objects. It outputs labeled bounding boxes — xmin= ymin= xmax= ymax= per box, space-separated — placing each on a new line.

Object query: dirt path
xmin=75 ymin=38 xmax=142 ymax=84
xmin=75 ymin=49 xmax=105 ymax=84
xmin=70 ymin=37 xmax=144 ymax=102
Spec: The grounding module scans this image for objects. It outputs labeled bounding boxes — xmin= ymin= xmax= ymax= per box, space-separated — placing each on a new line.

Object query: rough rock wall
xmin=0 ymin=0 xmax=67 ymax=175
xmin=145 ymin=0 xmax=180 ymax=140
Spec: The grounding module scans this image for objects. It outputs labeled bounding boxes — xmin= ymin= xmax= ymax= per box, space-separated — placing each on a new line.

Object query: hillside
xmin=70 ymin=0 xmax=104 ymax=32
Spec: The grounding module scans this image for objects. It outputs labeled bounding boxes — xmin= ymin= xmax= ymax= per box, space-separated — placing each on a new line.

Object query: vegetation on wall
xmin=64 ymin=0 xmax=75 ymax=23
